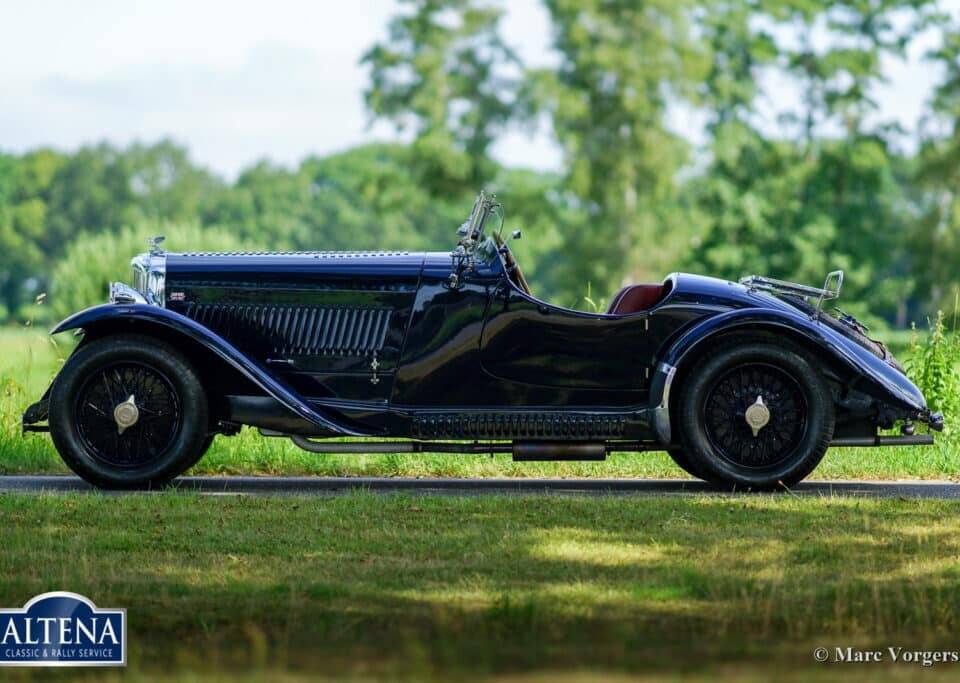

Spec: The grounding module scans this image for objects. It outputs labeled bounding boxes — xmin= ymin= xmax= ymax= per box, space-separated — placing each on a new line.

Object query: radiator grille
xmin=184 ymin=303 xmax=392 ymax=356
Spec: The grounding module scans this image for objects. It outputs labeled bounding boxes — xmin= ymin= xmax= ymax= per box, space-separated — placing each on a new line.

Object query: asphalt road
xmin=1 ymin=475 xmax=960 ymax=498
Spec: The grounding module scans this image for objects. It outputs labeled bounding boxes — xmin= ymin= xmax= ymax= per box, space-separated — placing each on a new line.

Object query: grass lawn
xmin=1 ymin=492 xmax=960 ymax=681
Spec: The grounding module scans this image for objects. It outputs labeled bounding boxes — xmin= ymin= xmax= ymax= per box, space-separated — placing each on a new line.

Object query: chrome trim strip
xmin=653 ymin=362 xmax=677 ymax=444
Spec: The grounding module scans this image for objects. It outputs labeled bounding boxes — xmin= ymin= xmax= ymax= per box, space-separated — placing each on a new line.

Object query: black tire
xmin=49 ymin=334 xmax=209 ymax=489
xmin=667 ymin=448 xmax=705 ymax=480
xmin=677 ymin=339 xmax=834 ymax=490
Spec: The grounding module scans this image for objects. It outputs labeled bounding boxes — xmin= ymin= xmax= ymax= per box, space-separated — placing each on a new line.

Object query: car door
xmin=479 ymin=282 xmax=657 ymax=392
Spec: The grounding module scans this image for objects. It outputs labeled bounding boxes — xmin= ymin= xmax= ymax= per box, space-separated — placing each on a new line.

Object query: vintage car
xmin=23 ymin=192 xmax=943 ymax=489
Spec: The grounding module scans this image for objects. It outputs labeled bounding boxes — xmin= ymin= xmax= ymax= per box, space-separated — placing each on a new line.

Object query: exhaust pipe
xmin=830 ymin=434 xmax=935 ymax=447
xmin=512 ymin=441 xmax=606 ymax=461
xmin=286 ymin=438 xmax=651 ymax=458
xmin=289 ymin=437 xmax=513 ymax=454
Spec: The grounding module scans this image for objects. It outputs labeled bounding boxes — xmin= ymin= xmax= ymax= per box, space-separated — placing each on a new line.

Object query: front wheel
xmin=49 ymin=335 xmax=210 ymax=489
xmin=667 ymin=448 xmax=705 ymax=480
xmin=676 ymin=340 xmax=834 ymax=490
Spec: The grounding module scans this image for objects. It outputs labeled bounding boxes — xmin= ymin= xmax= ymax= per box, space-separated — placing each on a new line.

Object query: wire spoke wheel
xmin=75 ymin=361 xmax=181 ymax=468
xmin=678 ymin=339 xmax=834 ymax=490
xmin=701 ymin=362 xmax=807 ymax=470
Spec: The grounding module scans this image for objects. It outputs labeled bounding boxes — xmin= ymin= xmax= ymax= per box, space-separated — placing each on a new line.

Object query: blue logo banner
xmin=0 ymin=592 xmax=126 ymax=667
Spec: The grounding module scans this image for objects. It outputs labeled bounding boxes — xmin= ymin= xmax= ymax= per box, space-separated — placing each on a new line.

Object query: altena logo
xmin=0 ymin=592 xmax=126 ymax=667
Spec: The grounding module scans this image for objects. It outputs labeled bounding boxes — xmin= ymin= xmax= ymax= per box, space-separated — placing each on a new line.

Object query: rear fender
xmin=51 ymin=304 xmax=377 ymax=437
xmin=649 ymin=307 xmax=926 ymax=444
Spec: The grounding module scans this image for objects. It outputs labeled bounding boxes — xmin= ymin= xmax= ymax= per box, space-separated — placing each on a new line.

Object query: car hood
xmin=164 ymin=250 xmax=428 ymax=285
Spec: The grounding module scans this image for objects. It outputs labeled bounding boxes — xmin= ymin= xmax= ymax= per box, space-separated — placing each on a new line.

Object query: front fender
xmin=51 ymin=304 xmax=377 ymax=437
xmin=649 ymin=307 xmax=927 ymax=444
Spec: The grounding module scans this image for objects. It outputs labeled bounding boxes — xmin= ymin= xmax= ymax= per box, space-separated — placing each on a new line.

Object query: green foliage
xmin=0 ymin=148 xmax=65 ymax=321
xmin=529 ymin=0 xmax=707 ymax=292
xmin=905 ymin=307 xmax=960 ymax=434
xmin=912 ymin=17 xmax=960 ymax=315
xmin=362 ymin=0 xmax=518 ymax=194
xmin=581 ymin=282 xmax=607 ymax=314
xmin=298 ymin=144 xmax=468 ymax=251
xmin=0 ymin=140 xmax=222 ymax=322
xmin=49 ymin=223 xmax=251 ymax=320
xmin=684 ymin=0 xmax=934 ymax=326
xmin=686 ymin=131 xmax=912 ymax=325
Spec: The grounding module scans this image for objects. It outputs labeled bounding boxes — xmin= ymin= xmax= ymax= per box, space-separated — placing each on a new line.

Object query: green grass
xmin=2 ymin=492 xmax=960 ymax=681
xmin=1 ymin=326 xmax=956 ymax=480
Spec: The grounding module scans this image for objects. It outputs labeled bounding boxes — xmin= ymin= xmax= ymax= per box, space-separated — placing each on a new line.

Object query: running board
xmin=830 ymin=434 xmax=935 ymax=447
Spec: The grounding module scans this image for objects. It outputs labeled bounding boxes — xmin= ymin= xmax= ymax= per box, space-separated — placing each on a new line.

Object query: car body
xmin=23 ymin=193 xmax=943 ymax=489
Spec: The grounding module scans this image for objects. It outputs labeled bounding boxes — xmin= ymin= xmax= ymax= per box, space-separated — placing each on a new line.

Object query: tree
xmin=0 ymin=140 xmax=222 ymax=321
xmin=687 ymin=0 xmax=934 ymax=326
xmin=121 ymin=140 xmax=223 ymax=223
xmin=363 ymin=0 xmax=518 ymax=195
xmin=299 ymin=144 xmax=466 ymax=251
xmin=202 ymin=160 xmax=313 ymax=249
xmin=0 ymin=149 xmax=66 ymax=319
xmin=913 ymin=17 xmax=960 ymax=315
xmin=529 ymin=0 xmax=707 ymax=295
xmin=45 ymin=140 xmax=220 ymax=245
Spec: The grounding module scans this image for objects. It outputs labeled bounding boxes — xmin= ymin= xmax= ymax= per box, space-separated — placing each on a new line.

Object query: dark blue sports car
xmin=23 ymin=192 xmax=942 ymax=489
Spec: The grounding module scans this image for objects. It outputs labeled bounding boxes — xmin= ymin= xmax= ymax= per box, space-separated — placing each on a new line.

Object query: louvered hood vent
xmin=184 ymin=303 xmax=392 ymax=357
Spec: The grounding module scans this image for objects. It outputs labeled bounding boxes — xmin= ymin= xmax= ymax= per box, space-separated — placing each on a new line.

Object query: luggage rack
xmin=740 ymin=270 xmax=843 ymax=317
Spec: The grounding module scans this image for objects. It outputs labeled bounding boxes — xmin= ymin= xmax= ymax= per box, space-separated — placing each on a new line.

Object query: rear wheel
xmin=49 ymin=335 xmax=209 ymax=489
xmin=677 ymin=340 xmax=834 ymax=490
xmin=181 ymin=435 xmax=216 ymax=473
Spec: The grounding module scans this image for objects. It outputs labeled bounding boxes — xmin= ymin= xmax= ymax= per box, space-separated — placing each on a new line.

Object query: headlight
xmin=108 ymin=282 xmax=147 ymax=304
xmin=130 ymin=251 xmax=166 ymax=306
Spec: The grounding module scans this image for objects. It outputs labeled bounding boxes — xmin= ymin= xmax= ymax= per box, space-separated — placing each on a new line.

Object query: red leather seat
xmin=607 ymin=283 xmax=669 ymax=314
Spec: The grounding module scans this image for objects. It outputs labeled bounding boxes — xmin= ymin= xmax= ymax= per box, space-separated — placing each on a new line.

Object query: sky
xmin=0 ymin=0 xmax=951 ymax=180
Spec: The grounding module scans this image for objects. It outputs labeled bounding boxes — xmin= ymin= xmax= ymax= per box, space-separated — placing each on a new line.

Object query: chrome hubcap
xmin=113 ymin=394 xmax=139 ymax=434
xmin=744 ymin=395 xmax=770 ymax=437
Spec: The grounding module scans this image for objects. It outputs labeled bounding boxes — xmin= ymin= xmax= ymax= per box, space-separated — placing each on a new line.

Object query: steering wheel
xmin=494 ymin=233 xmax=531 ymax=295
